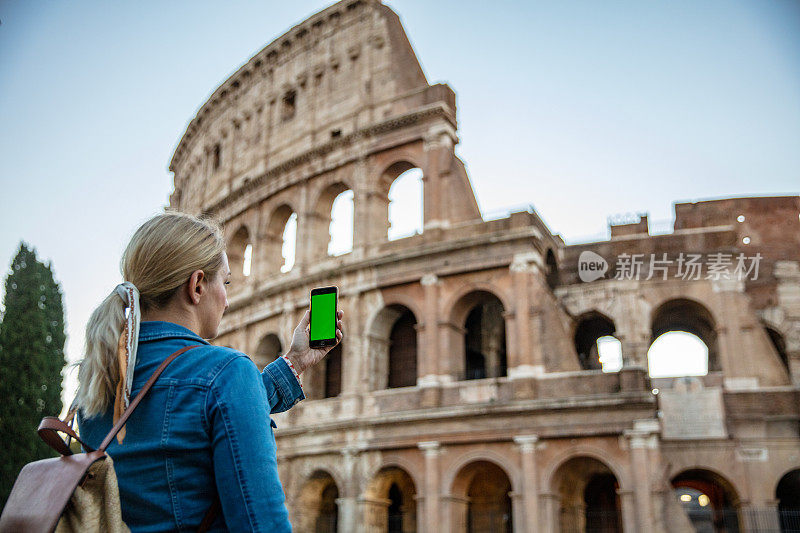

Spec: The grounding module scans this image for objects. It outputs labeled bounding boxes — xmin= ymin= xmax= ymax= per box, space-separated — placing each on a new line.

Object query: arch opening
xmin=776 ymin=469 xmax=800 ymax=532
xmin=367 ymin=305 xmax=419 ymax=390
xmin=228 ymin=226 xmax=252 ymax=287
xmin=310 ymin=182 xmax=354 ymax=259
xmin=387 ymin=167 xmax=423 ymax=241
xmin=451 ymin=460 xmax=513 ymax=533
xmin=243 ymin=244 xmax=253 ymax=276
xmin=672 ymin=469 xmax=741 ymax=533
xmin=366 ymin=466 xmax=417 ymax=533
xmin=649 ymin=299 xmax=718 ymax=377
xmin=574 ymin=312 xmax=621 ymax=372
xmin=254 ymin=333 xmax=282 ymax=368
xmin=648 ymin=331 xmax=709 ymax=378
xmin=281 ymin=213 xmax=297 ymax=272
xmin=264 ymin=204 xmax=297 ymax=275
xmin=551 ymin=456 xmax=622 ymax=533
xmin=297 ymin=470 xmax=339 ymax=533
xmin=328 ymin=190 xmax=354 ymax=256
xmin=388 ymin=310 xmax=418 ymax=388
xmin=459 ymin=292 xmax=507 ymax=380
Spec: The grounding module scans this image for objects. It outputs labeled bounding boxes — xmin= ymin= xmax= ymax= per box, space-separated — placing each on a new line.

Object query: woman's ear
xmin=187 ymin=269 xmax=205 ymax=305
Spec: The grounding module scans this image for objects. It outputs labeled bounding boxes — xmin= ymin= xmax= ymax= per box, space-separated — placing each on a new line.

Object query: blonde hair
xmin=75 ymin=211 xmax=226 ymax=417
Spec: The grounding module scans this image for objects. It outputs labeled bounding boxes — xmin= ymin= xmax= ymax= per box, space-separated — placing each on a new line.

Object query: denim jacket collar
xmin=138 ymin=320 xmax=211 ymax=345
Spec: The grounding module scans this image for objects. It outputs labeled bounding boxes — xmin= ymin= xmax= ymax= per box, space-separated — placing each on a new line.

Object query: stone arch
xmin=448 ymin=289 xmax=508 ymax=381
xmin=448 ymin=458 xmax=515 ymax=533
xmin=253 ymin=333 xmax=282 ymax=368
xmin=263 ymin=202 xmax=298 ymax=275
xmin=549 ymin=455 xmax=624 ymax=533
xmin=228 ymin=224 xmax=252 ymax=287
xmin=364 ymin=465 xmax=418 ymax=533
xmin=442 ymin=449 xmax=522 ymax=500
xmin=312 ymin=180 xmax=354 ymax=258
xmin=369 ymin=456 xmax=423 ymax=494
xmin=367 ymin=304 xmax=419 ymax=390
xmin=776 ymin=468 xmax=800 ymax=532
xmin=573 ymin=311 xmax=621 ymax=372
xmin=671 ymin=468 xmax=742 ymax=532
xmin=542 ymin=446 xmax=630 ymax=494
xmin=648 ymin=298 xmax=719 ymax=375
xmin=446 ymin=284 xmax=513 ymax=325
xmin=296 ymin=469 xmax=341 ymax=533
xmin=380 ymin=160 xmax=425 ymax=242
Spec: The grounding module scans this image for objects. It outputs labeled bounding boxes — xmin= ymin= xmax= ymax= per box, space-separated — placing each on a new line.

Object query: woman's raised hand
xmin=285 ymin=309 xmax=344 ymax=374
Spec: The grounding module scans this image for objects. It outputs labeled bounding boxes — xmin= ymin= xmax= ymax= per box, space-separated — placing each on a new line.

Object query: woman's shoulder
xmin=139 ymin=341 xmax=256 ymax=386
xmin=183 ymin=344 xmax=256 ymax=379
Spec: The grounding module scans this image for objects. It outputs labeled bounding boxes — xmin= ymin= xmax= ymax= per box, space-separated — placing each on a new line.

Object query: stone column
xmin=527 ymin=276 xmax=549 ymax=374
xmin=357 ymin=496 xmax=391 ymax=533
xmin=339 ymin=447 xmax=358 ymax=533
xmin=418 ymin=441 xmax=441 ymax=532
xmin=336 ymin=497 xmax=358 ymax=533
xmin=613 ymin=288 xmax=651 ymax=370
xmin=500 ymin=310 xmax=517 ymax=377
xmin=713 ymin=279 xmax=747 ymax=379
xmin=418 ymin=274 xmax=443 ymax=392
xmin=421 ymin=129 xmax=457 ymax=230
xmin=296 ymin=210 xmax=327 ymax=272
xmin=513 ymin=435 xmax=540 ymax=532
xmin=509 ymin=492 xmax=524 ymax=533
xmin=508 ymin=257 xmax=529 ymax=374
xmin=540 ymin=492 xmax=559 ymax=533
xmin=624 ymin=421 xmax=660 ymax=531
xmin=441 ymin=495 xmax=469 ymax=533
xmin=352 ymin=157 xmax=384 ymax=256
xmin=617 ymin=489 xmax=637 ymax=533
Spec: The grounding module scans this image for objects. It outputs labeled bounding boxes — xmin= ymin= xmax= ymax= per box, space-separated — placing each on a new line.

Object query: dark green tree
xmin=0 ymin=242 xmax=66 ymax=509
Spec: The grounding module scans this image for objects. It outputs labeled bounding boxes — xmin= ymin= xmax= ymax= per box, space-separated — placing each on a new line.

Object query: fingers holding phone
xmin=286 ymin=287 xmax=343 ymax=374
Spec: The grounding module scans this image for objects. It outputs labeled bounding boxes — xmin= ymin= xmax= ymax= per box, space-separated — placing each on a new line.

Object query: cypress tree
xmin=0 ymin=242 xmax=66 ymax=509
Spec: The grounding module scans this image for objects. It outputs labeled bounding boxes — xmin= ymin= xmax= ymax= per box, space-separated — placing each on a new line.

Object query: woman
xmin=76 ymin=212 xmax=343 ymax=531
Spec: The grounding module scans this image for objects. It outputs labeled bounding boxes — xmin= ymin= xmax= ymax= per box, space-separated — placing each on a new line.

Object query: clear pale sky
xmin=1 ymin=0 xmax=798 ymax=406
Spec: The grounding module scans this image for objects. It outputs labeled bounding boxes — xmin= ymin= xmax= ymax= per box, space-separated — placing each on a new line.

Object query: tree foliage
xmin=0 ymin=242 xmax=66 ymax=509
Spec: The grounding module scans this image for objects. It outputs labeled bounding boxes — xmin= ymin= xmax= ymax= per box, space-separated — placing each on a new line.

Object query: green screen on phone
xmin=310 ymin=292 xmax=336 ymax=341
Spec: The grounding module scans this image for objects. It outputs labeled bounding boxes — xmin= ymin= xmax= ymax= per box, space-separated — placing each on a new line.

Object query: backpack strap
xmin=198 ymin=494 xmax=222 ymax=532
xmin=36 ymin=345 xmax=202 ymax=456
xmin=99 ymin=344 xmax=201 ymax=452
xmin=38 ymin=417 xmax=93 ymax=455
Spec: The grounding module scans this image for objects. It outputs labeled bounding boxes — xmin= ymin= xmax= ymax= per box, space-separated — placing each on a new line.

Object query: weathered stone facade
xmin=169 ymin=1 xmax=800 ymax=531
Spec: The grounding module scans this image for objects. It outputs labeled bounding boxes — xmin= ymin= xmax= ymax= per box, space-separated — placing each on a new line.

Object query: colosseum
xmin=168 ymin=1 xmax=800 ymax=531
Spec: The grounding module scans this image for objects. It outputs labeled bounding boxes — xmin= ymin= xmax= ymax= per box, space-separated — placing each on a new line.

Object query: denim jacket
xmin=77 ymin=321 xmax=305 ymax=532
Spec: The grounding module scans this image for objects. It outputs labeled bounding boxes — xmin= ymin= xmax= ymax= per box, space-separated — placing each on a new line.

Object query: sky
xmin=0 ymin=0 xmax=798 ymax=407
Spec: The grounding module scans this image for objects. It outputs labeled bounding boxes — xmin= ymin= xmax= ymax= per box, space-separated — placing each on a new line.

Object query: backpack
xmin=0 ymin=345 xmax=220 ymax=532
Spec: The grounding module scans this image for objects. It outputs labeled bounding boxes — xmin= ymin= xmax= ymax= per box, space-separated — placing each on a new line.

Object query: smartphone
xmin=309 ymin=286 xmax=338 ymax=348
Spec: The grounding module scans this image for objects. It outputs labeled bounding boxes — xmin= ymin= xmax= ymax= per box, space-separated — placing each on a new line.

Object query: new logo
xmin=578 ymin=251 xmax=608 ymax=282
